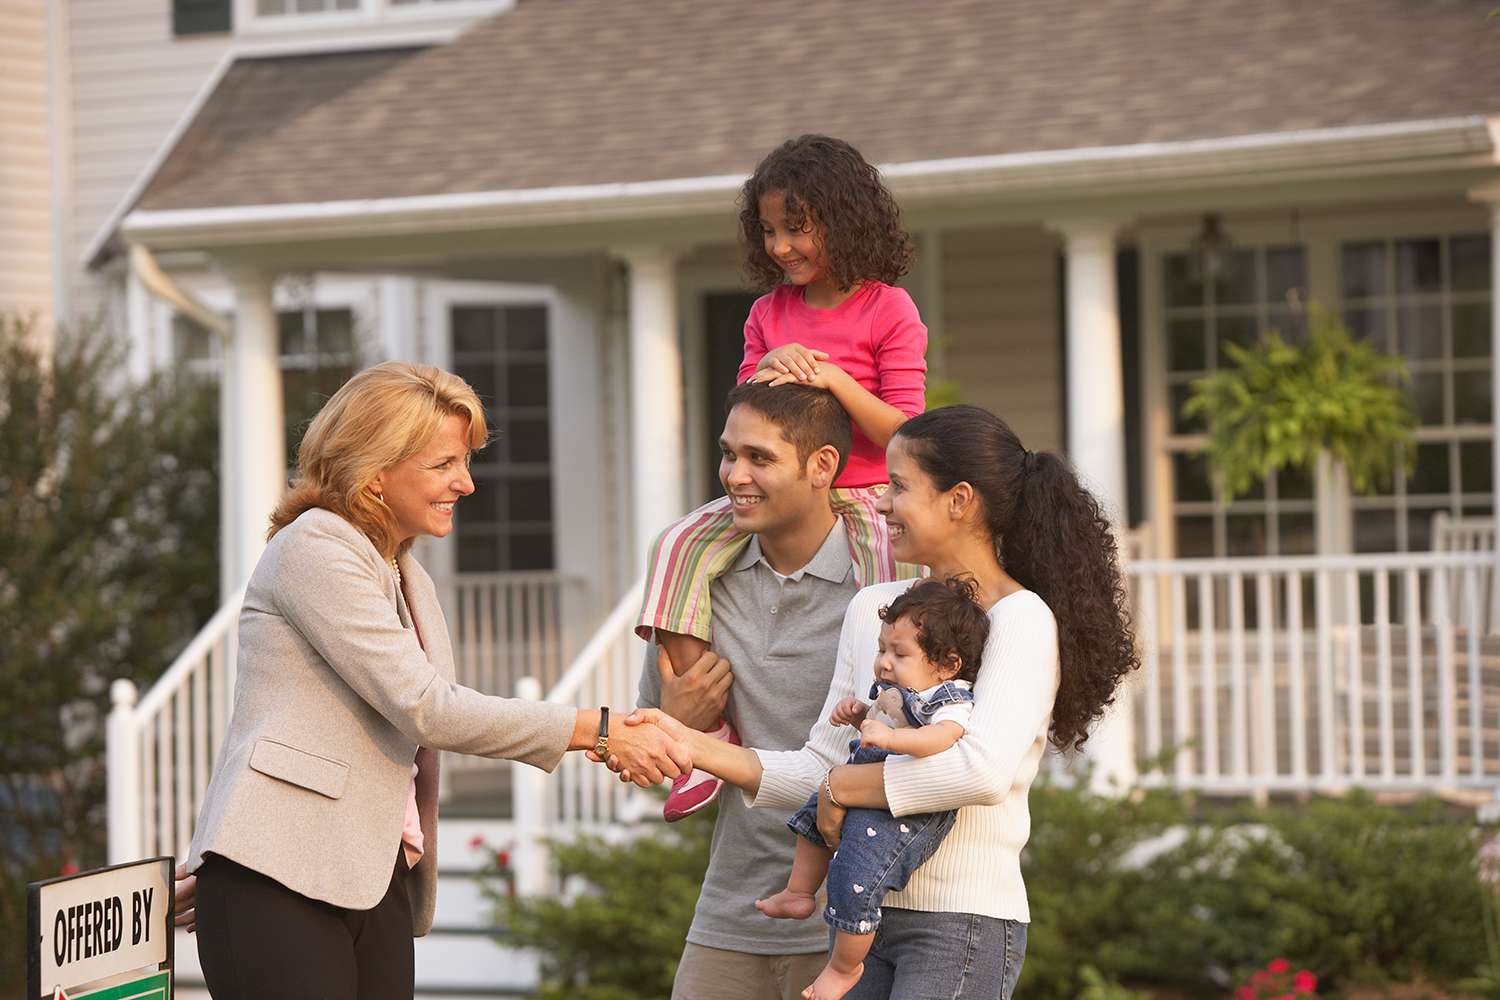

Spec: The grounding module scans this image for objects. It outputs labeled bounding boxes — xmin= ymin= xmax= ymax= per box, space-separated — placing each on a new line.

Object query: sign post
xmin=27 ymin=857 xmax=174 ymax=1000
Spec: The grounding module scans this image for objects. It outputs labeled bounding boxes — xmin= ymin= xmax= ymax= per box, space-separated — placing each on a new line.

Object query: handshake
xmin=586 ymin=706 xmax=696 ymax=786
xmin=586 ymin=647 xmax=735 ymax=786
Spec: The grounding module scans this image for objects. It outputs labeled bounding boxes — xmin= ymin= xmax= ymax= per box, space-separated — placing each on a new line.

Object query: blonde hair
xmin=268 ymin=361 xmax=488 ymax=557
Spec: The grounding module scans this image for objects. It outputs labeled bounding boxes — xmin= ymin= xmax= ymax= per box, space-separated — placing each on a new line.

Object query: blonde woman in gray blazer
xmin=178 ymin=362 xmax=689 ymax=1000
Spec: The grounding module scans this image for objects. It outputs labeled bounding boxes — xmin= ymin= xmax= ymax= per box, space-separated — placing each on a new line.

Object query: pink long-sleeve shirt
xmin=738 ymin=281 xmax=928 ymax=488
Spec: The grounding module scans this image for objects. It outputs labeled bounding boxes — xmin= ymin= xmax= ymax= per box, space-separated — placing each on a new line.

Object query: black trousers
xmin=195 ymin=851 xmax=414 ymax=1000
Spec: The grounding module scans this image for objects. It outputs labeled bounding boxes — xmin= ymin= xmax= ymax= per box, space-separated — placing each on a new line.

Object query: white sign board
xmin=30 ymin=858 xmax=172 ymax=999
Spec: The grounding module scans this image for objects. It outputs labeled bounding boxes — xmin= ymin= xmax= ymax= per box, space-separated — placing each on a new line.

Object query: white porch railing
xmin=1126 ymin=551 xmax=1500 ymax=796
xmin=443 ymin=572 xmax=589 ymax=776
xmin=107 ymin=589 xmax=242 ymax=865
xmin=1433 ymin=513 xmax=1499 ymax=635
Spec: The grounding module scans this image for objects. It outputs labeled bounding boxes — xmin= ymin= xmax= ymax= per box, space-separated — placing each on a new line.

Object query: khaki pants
xmin=671 ymin=941 xmax=827 ymax=1000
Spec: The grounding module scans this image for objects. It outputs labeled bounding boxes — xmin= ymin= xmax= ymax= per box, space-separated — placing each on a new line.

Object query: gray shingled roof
xmin=136 ymin=0 xmax=1500 ymax=212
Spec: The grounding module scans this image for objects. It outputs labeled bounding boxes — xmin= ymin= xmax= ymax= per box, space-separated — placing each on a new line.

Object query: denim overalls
xmin=786 ymin=680 xmax=975 ymax=934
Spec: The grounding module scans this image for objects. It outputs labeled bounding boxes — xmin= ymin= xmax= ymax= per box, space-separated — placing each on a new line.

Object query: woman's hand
xmin=751 ymin=343 xmax=829 ymax=383
xmin=173 ymin=863 xmax=197 ymax=933
xmin=605 ymin=713 xmax=693 ymax=787
xmin=829 ymin=697 xmax=869 ymax=728
xmin=816 ymin=772 xmax=848 ymax=849
xmin=591 ymin=708 xmax=693 ymax=784
xmin=859 ymin=719 xmax=894 ymax=750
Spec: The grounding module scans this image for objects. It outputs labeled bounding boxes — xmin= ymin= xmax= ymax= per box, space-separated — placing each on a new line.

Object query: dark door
xmin=703 ymin=292 xmax=759 ymax=501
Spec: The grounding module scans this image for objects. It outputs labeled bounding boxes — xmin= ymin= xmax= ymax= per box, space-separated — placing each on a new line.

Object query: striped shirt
xmin=749 ymin=580 xmax=1060 ymax=923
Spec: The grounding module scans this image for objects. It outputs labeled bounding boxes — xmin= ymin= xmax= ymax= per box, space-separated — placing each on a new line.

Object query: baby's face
xmin=873 ymin=617 xmax=949 ymax=691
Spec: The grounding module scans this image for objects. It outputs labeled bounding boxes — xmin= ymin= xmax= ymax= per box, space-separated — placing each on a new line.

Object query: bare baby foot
xmin=755 ymin=888 xmax=818 ymax=920
xmin=801 ymin=962 xmax=864 ymax=1000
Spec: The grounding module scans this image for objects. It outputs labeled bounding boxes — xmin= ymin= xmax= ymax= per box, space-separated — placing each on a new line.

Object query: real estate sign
xmin=27 ymin=857 xmax=173 ymax=1000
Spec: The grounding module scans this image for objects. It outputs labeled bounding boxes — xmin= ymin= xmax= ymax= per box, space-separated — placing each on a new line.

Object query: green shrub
xmin=488 ymin=804 xmax=714 ymax=1000
xmin=483 ymin=782 xmax=1490 ymax=1000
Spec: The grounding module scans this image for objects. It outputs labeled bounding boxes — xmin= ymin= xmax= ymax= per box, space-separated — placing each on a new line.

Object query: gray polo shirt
xmin=638 ymin=517 xmax=859 ymax=955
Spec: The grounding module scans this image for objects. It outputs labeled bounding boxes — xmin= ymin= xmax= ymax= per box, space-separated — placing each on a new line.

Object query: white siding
xmin=941 ymin=225 xmax=1063 ymax=455
xmin=0 ymin=1 xmax=54 ymax=329
xmin=67 ymin=0 xmax=230 ymax=323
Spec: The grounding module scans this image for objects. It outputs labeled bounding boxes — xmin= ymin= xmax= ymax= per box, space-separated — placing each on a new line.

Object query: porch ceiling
xmin=104 ymin=0 xmax=1500 ymax=263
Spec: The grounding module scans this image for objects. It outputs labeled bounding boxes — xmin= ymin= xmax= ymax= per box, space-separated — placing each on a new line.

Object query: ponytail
xmin=895 ymin=406 xmax=1139 ymax=751
xmin=1002 ymin=450 xmax=1138 ymax=751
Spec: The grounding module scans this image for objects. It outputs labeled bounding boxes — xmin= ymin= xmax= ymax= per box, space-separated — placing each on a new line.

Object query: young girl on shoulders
xmin=637 ymin=134 xmax=928 ymax=822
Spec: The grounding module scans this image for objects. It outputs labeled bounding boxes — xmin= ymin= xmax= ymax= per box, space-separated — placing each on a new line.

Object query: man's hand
xmin=657 ymin=647 xmax=733 ymax=732
xmin=605 ymin=714 xmax=693 ymax=788
xmin=816 ymin=773 xmax=847 ymax=849
xmin=859 ymin=719 xmax=895 ymax=750
xmin=829 ymin=697 xmax=869 ymax=728
xmin=173 ymin=863 xmax=197 ymax=933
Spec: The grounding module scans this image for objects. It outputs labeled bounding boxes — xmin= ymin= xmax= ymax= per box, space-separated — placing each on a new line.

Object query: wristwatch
xmin=594 ymin=707 xmax=610 ymax=757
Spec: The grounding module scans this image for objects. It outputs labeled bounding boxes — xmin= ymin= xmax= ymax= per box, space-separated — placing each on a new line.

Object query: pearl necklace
xmin=389 ymin=556 xmax=401 ymax=589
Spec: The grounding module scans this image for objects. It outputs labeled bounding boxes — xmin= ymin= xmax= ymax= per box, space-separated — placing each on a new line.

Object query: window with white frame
xmin=1163 ymin=243 xmax=1314 ymax=559
xmin=446 ymin=303 xmax=554 ymax=573
xmin=1341 ymin=234 xmax=1493 ymax=553
xmin=245 ymin=0 xmax=507 ymax=26
xmin=173 ymin=305 xmax=360 ymax=465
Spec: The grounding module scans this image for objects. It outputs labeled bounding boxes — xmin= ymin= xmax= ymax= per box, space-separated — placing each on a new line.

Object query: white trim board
xmin=116 ymin=117 xmax=1499 ymax=254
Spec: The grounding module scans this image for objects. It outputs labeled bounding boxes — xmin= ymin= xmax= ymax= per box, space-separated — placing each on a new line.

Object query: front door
xmin=702 ymin=292 xmax=758 ymax=500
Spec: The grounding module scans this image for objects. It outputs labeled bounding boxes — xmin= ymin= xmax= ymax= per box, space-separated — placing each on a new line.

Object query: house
xmin=11 ymin=0 xmax=1500 ymax=994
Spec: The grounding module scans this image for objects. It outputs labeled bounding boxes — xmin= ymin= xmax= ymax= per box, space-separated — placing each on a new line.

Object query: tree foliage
xmin=1182 ymin=304 xmax=1415 ymax=500
xmin=0 ymin=316 xmax=219 ymax=993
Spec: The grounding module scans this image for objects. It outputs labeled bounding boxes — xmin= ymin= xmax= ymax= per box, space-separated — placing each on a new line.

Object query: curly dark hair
xmin=738 ymin=134 xmax=915 ymax=294
xmin=893 ymin=406 xmax=1140 ymax=752
xmin=879 ymin=577 xmax=991 ymax=685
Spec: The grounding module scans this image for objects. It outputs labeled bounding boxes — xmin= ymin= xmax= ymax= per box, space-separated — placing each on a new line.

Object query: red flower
xmin=1277 ymin=994 xmax=1295 ymax=1000
xmin=1236 ymin=987 xmax=1256 ymax=1000
xmin=1294 ymin=970 xmax=1317 ymax=994
xmin=497 ymin=850 xmax=511 ymax=868
xmin=1252 ymin=970 xmax=1271 ymax=985
xmin=468 ymin=834 xmax=485 ymax=849
xmin=1268 ymin=958 xmax=1291 ymax=974
xmin=60 ymin=862 xmax=80 ymax=877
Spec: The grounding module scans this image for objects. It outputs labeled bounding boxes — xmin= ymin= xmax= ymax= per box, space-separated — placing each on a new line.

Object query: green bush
xmin=1021 ymin=782 xmax=1489 ymax=998
xmin=482 ymin=781 xmax=1490 ymax=1000
xmin=0 ymin=316 xmax=219 ymax=997
xmin=488 ymin=803 xmax=714 ymax=1000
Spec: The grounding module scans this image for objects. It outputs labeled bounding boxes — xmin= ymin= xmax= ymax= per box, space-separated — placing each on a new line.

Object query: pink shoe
xmin=664 ymin=720 xmax=740 ymax=822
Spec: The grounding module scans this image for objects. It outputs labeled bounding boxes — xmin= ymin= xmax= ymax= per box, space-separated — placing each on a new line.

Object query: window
xmin=447 ymin=304 xmax=554 ymax=573
xmin=172 ymin=306 xmax=360 ymax=467
xmin=241 ymin=0 xmax=508 ymax=29
xmin=1342 ymin=235 xmax=1493 ymax=552
xmin=1163 ymin=244 xmax=1314 ymax=558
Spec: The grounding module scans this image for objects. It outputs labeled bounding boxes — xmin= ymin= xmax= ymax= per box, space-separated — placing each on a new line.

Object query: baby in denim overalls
xmin=756 ymin=577 xmax=991 ymax=996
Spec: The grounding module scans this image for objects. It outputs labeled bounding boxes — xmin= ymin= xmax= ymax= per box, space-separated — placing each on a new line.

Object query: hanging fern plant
xmin=1182 ymin=303 xmax=1416 ymax=501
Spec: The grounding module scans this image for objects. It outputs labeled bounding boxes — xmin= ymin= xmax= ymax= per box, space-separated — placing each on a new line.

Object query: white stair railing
xmin=510 ymin=577 xmax=650 ymax=892
xmin=107 ymin=589 xmax=243 ymax=865
xmin=1126 ymin=551 xmax=1499 ymax=797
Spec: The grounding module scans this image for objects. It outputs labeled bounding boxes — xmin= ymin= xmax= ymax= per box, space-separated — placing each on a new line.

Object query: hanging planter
xmin=1182 ymin=304 xmax=1416 ymax=547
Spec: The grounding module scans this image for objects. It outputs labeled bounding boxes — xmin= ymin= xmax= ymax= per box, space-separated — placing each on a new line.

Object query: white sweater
xmin=751 ymin=580 xmax=1060 ymax=922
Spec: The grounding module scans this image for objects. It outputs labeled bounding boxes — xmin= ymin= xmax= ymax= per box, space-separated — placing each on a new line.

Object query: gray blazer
xmin=187 ymin=507 xmax=577 ymax=934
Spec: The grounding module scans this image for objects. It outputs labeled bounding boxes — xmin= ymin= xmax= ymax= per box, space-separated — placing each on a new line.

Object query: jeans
xmin=787 ymin=743 xmax=958 ymax=934
xmin=842 ymin=907 xmax=1027 ymax=1000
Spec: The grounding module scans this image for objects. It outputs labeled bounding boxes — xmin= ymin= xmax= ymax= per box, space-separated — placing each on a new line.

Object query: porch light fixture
xmin=1188 ymin=213 xmax=1233 ymax=283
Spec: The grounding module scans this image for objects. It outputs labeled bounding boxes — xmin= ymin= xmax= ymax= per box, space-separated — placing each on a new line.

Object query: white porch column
xmin=1052 ymin=219 xmax=1135 ymax=791
xmin=223 ymin=270 xmax=286 ymax=594
xmin=616 ymin=247 xmax=685 ymax=570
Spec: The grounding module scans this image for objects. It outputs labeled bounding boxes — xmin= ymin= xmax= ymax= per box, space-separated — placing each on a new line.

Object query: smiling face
xmin=876 ymin=436 xmax=963 ymax=567
xmin=873 ymin=616 xmax=952 ymax=690
xmin=758 ymin=189 xmax=830 ymax=291
xmin=718 ymin=403 xmax=829 ymax=538
xmin=372 ymin=412 xmax=476 ymax=544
